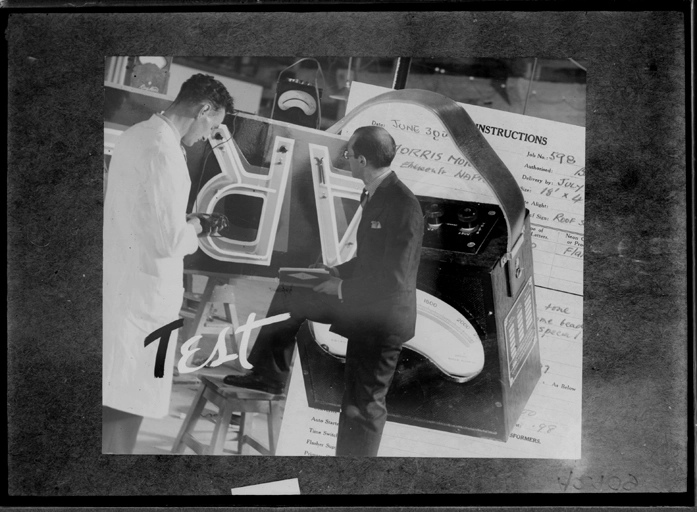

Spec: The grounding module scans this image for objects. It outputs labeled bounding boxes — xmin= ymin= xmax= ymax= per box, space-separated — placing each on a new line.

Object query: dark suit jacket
xmin=330 ymin=172 xmax=424 ymax=342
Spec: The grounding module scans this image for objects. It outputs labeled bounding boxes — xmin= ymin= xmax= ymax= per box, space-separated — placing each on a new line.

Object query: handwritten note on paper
xmin=344 ymin=82 xmax=585 ymax=296
xmin=275 ymin=82 xmax=584 ymax=458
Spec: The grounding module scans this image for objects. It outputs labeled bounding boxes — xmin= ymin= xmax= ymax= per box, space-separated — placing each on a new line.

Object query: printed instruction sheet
xmin=276 ymin=82 xmax=584 ymax=458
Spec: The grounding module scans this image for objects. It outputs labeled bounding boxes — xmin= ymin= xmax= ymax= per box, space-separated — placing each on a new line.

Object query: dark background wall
xmin=6 ymin=8 xmax=689 ymax=505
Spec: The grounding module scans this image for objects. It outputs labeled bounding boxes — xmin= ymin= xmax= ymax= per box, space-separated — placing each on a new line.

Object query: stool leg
xmin=237 ymin=412 xmax=247 ymax=455
xmin=222 ymin=302 xmax=239 ymax=325
xmin=209 ymin=401 xmax=235 ymax=455
xmin=267 ymin=401 xmax=277 ymax=455
xmin=183 ymin=273 xmax=193 ymax=294
xmin=188 ymin=277 xmax=218 ymax=341
xmin=223 ymin=303 xmax=240 ymax=355
xmin=172 ymin=382 xmax=208 ymax=454
xmin=187 ymin=278 xmax=219 ymax=366
xmin=181 ymin=273 xmax=193 ymax=311
xmin=176 ymin=273 xmax=196 ymax=377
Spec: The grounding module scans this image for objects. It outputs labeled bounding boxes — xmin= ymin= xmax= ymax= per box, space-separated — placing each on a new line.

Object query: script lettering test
xmin=144 ymin=313 xmax=291 ymax=376
xmin=275 ymin=82 xmax=585 ymax=459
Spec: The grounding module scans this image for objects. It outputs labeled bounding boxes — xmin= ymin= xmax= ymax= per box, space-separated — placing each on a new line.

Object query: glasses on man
xmin=342 ymin=149 xmax=354 ymax=160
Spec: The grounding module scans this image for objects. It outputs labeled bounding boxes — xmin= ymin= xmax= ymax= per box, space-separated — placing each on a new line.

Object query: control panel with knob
xmin=419 ymin=196 xmax=503 ymax=255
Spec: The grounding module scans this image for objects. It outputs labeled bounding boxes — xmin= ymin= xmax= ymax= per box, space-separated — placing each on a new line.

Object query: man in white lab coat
xmin=103 ymin=74 xmax=234 ymax=454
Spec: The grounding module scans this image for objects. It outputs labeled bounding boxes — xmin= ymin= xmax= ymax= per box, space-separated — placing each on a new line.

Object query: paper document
xmin=230 ymin=478 xmax=301 ymax=495
xmin=276 ymin=82 xmax=585 ymax=458
xmin=345 ymin=82 xmax=585 ymax=296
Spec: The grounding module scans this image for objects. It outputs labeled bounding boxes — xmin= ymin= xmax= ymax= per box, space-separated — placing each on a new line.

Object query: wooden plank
xmin=242 ymin=435 xmax=272 ymax=456
xmin=183 ymin=434 xmax=207 ymax=456
xmin=171 ymin=382 xmax=208 ymax=454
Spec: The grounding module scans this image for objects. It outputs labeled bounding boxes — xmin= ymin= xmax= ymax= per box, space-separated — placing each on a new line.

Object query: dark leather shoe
xmin=223 ymin=373 xmax=284 ymax=394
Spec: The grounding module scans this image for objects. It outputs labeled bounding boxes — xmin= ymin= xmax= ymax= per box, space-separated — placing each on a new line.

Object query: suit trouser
xmin=248 ymin=285 xmax=403 ymax=457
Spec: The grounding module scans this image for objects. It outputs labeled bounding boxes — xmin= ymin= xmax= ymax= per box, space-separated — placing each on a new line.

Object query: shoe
xmin=223 ymin=372 xmax=284 ymax=394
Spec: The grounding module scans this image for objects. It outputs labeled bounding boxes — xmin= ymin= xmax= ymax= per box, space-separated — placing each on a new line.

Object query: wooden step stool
xmin=172 ymin=375 xmax=285 ymax=456
xmin=180 ymin=274 xmax=241 ymax=358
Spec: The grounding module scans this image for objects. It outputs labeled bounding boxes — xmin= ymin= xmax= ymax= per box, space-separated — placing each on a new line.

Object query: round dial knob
xmin=425 ymin=203 xmax=445 ymax=229
xmin=457 ymin=206 xmax=480 ymax=233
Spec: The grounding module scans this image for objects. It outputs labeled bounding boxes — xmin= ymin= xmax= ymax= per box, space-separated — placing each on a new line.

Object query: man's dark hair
xmin=174 ymin=73 xmax=234 ymax=113
xmin=351 ymin=126 xmax=397 ymax=168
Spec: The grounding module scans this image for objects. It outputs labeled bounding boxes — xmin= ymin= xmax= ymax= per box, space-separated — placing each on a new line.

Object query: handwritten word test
xmin=144 ymin=313 xmax=291 ymax=377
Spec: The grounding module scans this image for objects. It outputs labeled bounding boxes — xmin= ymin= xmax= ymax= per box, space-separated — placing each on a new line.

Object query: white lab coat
xmin=103 ymin=114 xmax=199 ymax=418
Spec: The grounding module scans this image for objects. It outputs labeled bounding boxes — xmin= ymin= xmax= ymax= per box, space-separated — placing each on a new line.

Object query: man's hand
xmin=313 ymin=276 xmax=342 ymax=295
xmin=310 ymin=262 xmax=340 ymax=278
xmin=187 ymin=213 xmax=229 ymax=236
xmin=187 ymin=216 xmax=203 ymax=235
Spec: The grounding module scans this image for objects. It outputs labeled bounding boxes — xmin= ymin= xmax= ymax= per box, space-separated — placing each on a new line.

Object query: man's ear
xmin=197 ymin=103 xmax=212 ymax=118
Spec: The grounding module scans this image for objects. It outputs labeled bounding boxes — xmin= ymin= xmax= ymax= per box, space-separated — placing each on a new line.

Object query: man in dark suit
xmin=224 ymin=126 xmax=424 ymax=457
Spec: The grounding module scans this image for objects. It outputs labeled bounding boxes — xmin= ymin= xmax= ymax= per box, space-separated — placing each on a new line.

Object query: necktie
xmin=360 ymin=189 xmax=368 ymax=207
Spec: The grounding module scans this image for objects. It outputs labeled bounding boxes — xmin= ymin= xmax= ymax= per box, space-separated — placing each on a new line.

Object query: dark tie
xmin=360 ymin=189 xmax=368 ymax=208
